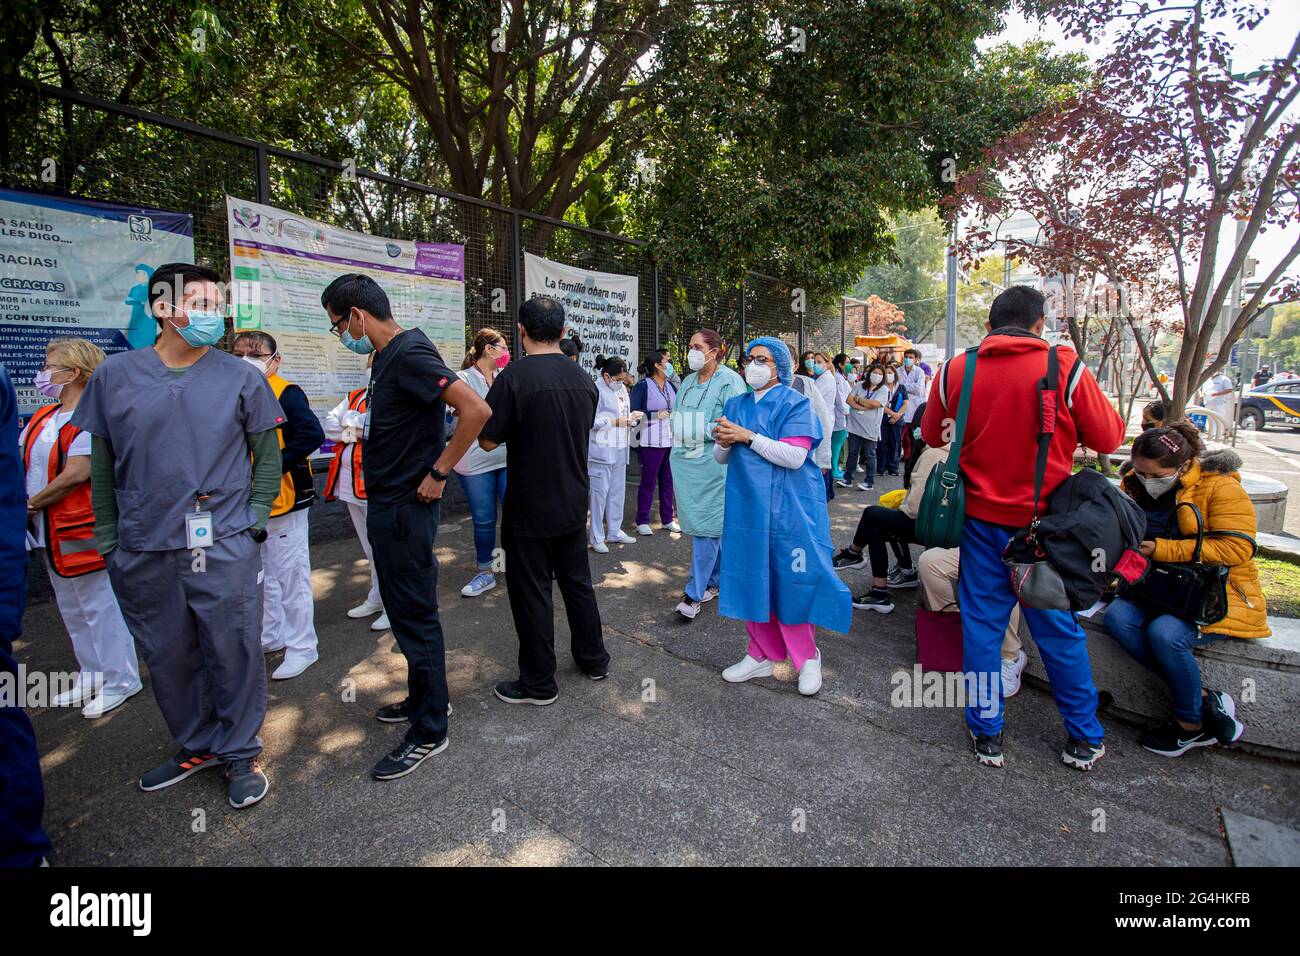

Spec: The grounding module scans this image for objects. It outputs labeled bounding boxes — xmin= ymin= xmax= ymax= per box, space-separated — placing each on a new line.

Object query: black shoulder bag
xmin=1127 ymin=502 xmax=1258 ymax=626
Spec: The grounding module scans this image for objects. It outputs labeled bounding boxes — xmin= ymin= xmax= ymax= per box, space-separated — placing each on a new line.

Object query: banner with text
xmin=0 ymin=188 xmax=194 ymax=415
xmin=523 ymin=252 xmax=638 ymax=379
xmin=226 ymin=196 xmax=466 ymax=424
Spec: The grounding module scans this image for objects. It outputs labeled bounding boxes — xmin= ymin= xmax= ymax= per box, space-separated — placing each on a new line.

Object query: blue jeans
xmin=1102 ymin=598 xmax=1225 ymax=724
xmin=686 ymin=535 xmax=722 ymax=602
xmin=457 ymin=468 xmax=507 ymax=569
xmin=958 ymin=516 xmax=1104 ymax=743
xmin=844 ymin=433 xmax=876 ymax=485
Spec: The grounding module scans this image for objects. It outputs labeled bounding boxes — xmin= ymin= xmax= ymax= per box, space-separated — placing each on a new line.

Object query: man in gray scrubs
xmin=71 ymin=262 xmax=285 ymax=810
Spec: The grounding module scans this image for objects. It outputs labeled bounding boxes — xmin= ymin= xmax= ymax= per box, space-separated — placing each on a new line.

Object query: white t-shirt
xmin=1204 ymin=374 xmax=1234 ymax=410
xmin=20 ymin=409 xmax=91 ymax=547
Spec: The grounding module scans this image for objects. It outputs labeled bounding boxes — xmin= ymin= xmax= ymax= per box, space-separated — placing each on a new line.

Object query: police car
xmin=1239 ymin=380 xmax=1300 ymax=431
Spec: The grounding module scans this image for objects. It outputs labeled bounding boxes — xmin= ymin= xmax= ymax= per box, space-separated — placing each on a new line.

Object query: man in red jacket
xmin=921 ymin=286 xmax=1126 ymax=772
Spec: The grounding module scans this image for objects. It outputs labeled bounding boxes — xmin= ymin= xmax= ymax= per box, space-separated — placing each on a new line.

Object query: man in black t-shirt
xmin=479 ymin=296 xmax=609 ymax=703
xmin=321 ymin=274 xmax=490 ymax=780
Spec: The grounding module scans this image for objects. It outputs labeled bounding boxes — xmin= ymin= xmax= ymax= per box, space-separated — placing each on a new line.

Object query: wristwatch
xmin=429 ymin=465 xmax=449 ymax=482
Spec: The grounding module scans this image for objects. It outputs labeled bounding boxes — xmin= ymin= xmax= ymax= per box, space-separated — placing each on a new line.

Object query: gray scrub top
xmin=71 ymin=346 xmax=285 ymax=551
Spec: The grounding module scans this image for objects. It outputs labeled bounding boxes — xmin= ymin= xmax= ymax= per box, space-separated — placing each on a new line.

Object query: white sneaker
xmin=460 ymin=571 xmax=496 ymax=597
xmin=798 ymin=651 xmax=823 ymax=696
xmin=370 ymin=612 xmax=390 ymax=631
xmin=857 ymin=481 xmax=873 ymax=491
xmin=1001 ymin=650 xmax=1028 ymax=698
xmin=52 ymin=678 xmax=91 ymax=709
xmin=722 ymin=655 xmax=774 ymax=683
xmin=82 ymin=683 xmax=142 ymax=719
xmin=272 ymin=652 xmax=319 ymax=680
xmin=676 ymin=598 xmax=701 ymax=620
xmin=592 ymin=541 xmax=610 ymax=554
xmin=262 ymin=641 xmax=286 ymax=654
xmin=666 ymin=521 xmax=682 ymax=533
xmin=611 ymin=530 xmax=637 ymax=544
xmin=636 ymin=524 xmax=654 ymax=536
xmin=348 ymin=599 xmax=384 ymax=619
xmin=700 ymin=586 xmax=719 ymax=603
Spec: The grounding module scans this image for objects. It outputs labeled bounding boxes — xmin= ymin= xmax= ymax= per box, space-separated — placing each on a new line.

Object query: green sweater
xmin=90 ymin=429 xmax=282 ymax=554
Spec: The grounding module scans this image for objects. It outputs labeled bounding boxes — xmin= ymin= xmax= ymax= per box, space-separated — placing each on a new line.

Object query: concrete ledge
xmin=1018 ymin=611 xmax=1300 ymax=760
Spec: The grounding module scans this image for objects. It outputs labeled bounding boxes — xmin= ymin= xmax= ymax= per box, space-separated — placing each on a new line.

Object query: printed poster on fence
xmin=524 ymin=252 xmax=638 ymax=380
xmin=226 ymin=196 xmax=466 ymax=425
xmin=0 ymin=187 xmax=194 ymax=416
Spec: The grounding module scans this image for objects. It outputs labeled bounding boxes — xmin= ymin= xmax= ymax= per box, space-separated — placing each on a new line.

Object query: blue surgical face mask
xmin=169 ymin=308 xmax=225 ymax=348
xmin=339 ymin=312 xmax=375 ymax=355
xmin=903 ymin=357 xmax=914 ymax=368
xmin=812 ymin=363 xmax=825 ymax=376
xmin=664 ymin=362 xmax=675 ymax=378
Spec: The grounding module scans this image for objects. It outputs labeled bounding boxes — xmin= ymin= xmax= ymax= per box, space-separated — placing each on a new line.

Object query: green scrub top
xmin=669 ymin=364 xmax=746 ymax=538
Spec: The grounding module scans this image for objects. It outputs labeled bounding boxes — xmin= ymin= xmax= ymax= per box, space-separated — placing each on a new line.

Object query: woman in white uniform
xmin=588 ymin=355 xmax=639 ymax=554
xmin=323 ymin=352 xmax=388 ymax=631
xmin=21 ymin=338 xmax=141 ymax=717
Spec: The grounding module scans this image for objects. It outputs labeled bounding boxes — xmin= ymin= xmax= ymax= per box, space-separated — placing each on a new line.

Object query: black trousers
xmin=852 ymin=505 xmax=918 ymax=578
xmin=502 ymin=526 xmax=609 ymax=696
xmin=367 ymin=498 xmax=449 ymax=744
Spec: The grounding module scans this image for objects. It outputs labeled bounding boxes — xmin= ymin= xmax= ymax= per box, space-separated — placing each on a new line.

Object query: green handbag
xmin=915 ymin=347 xmax=978 ymax=549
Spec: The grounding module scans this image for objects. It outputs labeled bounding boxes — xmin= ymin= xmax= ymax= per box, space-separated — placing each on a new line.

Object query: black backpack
xmin=1002 ymin=347 xmax=1150 ymax=611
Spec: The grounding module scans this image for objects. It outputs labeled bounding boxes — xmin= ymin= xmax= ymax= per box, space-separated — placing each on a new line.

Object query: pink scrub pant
xmin=745 ymin=616 xmax=818 ymax=670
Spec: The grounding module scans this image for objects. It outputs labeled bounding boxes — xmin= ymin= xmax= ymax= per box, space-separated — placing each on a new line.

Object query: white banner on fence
xmin=226 ymin=195 xmax=466 ymax=427
xmin=523 ymin=252 xmax=638 ymax=379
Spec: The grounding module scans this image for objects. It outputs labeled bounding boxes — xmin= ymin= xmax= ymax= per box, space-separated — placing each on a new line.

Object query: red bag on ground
xmin=915 ymin=607 xmax=963 ymax=673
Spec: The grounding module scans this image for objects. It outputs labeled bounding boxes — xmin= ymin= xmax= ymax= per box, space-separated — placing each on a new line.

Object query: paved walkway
xmin=18 ymin=476 xmax=1300 ymax=866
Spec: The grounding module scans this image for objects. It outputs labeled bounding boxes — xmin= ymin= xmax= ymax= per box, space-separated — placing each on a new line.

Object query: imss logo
xmin=49 ymin=886 xmax=152 ymax=936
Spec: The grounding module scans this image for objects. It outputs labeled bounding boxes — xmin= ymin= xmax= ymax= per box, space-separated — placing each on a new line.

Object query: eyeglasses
xmin=747 ymin=355 xmax=775 ymax=366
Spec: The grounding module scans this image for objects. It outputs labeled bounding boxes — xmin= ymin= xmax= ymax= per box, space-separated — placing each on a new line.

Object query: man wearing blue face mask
xmin=71 ymin=262 xmax=285 ymax=810
xmin=321 ymin=273 xmax=491 ymax=780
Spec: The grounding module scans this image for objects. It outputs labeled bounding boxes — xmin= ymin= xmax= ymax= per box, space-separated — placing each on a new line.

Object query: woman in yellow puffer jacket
xmin=1104 ymin=421 xmax=1267 ymax=758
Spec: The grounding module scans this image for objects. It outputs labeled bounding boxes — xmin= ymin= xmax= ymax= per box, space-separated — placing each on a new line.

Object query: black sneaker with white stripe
xmin=970 ymin=731 xmax=1005 ymax=768
xmin=494 ymin=679 xmax=558 ymax=706
xmin=372 ymin=737 xmax=448 ymax=780
xmin=1202 ymin=689 xmax=1245 ymax=746
xmin=1139 ymin=719 xmax=1216 ymax=757
xmin=1061 ymin=737 xmax=1106 ymax=771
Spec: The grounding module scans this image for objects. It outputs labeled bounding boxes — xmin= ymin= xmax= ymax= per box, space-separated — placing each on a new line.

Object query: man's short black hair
xmin=519 ymin=296 xmax=565 ymax=343
xmin=148 ymin=262 xmax=221 ymax=307
xmin=321 ymin=273 xmax=393 ymax=321
xmin=989 ymin=285 xmax=1047 ymax=331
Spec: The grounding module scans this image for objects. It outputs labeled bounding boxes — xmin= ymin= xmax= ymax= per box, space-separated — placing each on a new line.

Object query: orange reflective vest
xmin=324 ymin=388 xmax=367 ymax=502
xmin=21 ymin=403 xmax=104 ymax=577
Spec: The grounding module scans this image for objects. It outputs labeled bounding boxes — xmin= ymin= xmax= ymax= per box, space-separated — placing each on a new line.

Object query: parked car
xmin=1239 ymin=380 xmax=1300 ymax=431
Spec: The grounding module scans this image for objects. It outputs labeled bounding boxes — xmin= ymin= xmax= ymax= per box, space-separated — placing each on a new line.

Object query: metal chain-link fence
xmin=2 ymin=79 xmax=859 ymax=374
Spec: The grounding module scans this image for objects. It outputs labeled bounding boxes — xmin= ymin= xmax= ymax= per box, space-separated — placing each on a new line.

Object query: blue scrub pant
xmin=0 ymin=563 xmax=51 ymax=867
xmin=457 ymin=468 xmax=506 ymax=569
xmin=958 ymin=516 xmax=1104 ymax=744
xmin=686 ymin=535 xmax=722 ymax=602
xmin=1103 ymin=598 xmax=1224 ymax=724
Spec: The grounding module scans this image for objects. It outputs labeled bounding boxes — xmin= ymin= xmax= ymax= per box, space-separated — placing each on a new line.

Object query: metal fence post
xmin=652 ymin=259 xmax=660 ymax=349
xmin=256 ymin=145 xmax=270 ymax=204
xmin=798 ymin=309 xmax=805 ymax=355
xmin=511 ymin=210 xmax=523 ymax=358
xmin=840 ymin=298 xmax=846 ymax=354
xmin=738 ymin=276 xmax=747 ymax=355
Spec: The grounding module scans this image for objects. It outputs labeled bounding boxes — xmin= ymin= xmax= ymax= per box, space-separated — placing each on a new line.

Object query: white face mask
xmin=687 ymin=349 xmax=708 ymax=372
xmin=1139 ymin=472 xmax=1180 ymax=498
xmin=241 ymin=354 xmax=273 ymax=376
xmin=745 ymin=362 xmax=772 ymax=389
xmin=869 ymin=372 xmax=883 ymax=385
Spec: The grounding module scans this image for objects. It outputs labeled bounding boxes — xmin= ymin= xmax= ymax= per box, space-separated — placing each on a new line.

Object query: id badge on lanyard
xmin=186 ymin=497 xmax=214 ymax=549
xmin=362 ymin=384 xmax=373 ymax=441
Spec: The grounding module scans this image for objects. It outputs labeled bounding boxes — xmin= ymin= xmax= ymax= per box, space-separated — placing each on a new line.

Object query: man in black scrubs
xmin=478 ymin=296 xmax=610 ymax=704
xmin=321 ymin=274 xmax=490 ymax=779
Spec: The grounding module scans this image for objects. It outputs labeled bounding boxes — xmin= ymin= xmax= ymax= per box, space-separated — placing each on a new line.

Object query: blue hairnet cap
xmin=746 ymin=336 xmax=793 ymax=386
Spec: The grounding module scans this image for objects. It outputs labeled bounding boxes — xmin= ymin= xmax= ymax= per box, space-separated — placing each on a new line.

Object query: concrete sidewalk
xmin=17 ymin=477 xmax=1300 ymax=866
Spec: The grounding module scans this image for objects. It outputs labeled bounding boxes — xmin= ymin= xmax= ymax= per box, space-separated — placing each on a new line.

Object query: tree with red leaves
xmin=949 ymin=0 xmax=1300 ymax=419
